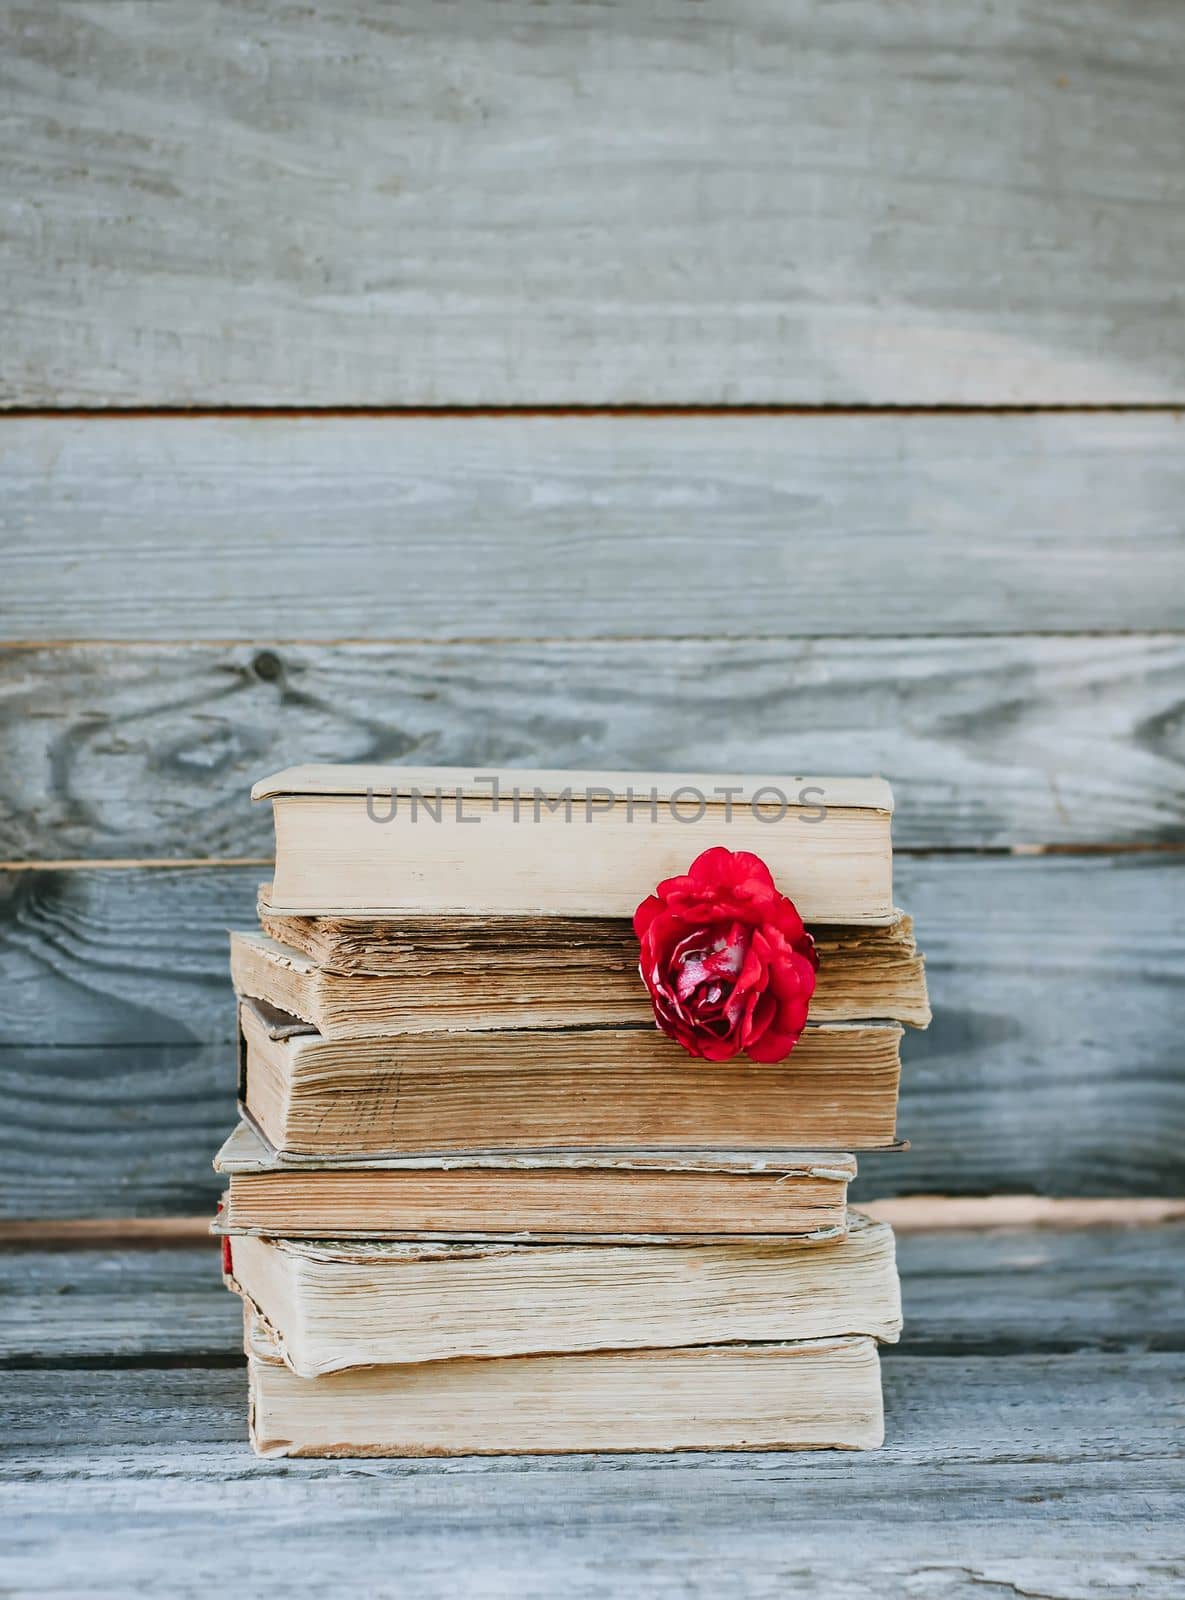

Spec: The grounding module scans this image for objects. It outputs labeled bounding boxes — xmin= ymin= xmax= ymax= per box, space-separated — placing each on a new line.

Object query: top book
xmin=254 ymin=766 xmax=894 ymax=922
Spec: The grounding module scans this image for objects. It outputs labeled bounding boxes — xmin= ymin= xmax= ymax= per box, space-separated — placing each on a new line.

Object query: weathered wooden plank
xmin=873 ymin=1195 xmax=1185 ymax=1231
xmin=0 ymin=1247 xmax=239 ymax=1364
xmin=1 ymin=853 xmax=1176 ymax=1049
xmin=4 ymin=1226 xmax=1182 ymax=1364
xmin=4 ymin=415 xmax=1185 ymax=640
xmin=894 ymin=1225 xmax=1185 ymax=1355
xmin=4 ymin=633 xmax=1185 ymax=854
xmin=7 ymin=1198 xmax=1180 ymax=1245
xmin=3 ymin=1468 xmax=1182 ymax=1600
xmin=4 ymin=2 xmax=1185 ymax=406
xmin=0 ymin=868 xmax=253 ymax=1048
xmin=4 ymin=1355 xmax=1183 ymax=1473
xmin=0 ymin=1043 xmax=231 ymax=1218
xmin=1 ymin=854 xmax=1182 ymax=1212
xmin=2 ymin=1357 xmax=1183 ymax=1600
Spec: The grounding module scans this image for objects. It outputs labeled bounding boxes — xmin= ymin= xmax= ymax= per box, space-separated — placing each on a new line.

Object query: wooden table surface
xmin=2 ymin=1224 xmax=1181 ymax=1598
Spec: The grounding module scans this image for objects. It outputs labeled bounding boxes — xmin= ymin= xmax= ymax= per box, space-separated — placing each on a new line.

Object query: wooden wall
xmin=2 ymin=0 xmax=1182 ymax=1221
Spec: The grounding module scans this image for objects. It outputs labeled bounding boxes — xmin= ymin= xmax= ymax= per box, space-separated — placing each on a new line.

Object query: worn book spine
xmin=246 ymin=1322 xmax=886 ymax=1456
xmin=238 ymin=999 xmax=902 ymax=1157
xmin=259 ymin=767 xmax=894 ymax=921
xmin=218 ymin=1166 xmax=854 ymax=1241
xmin=225 ymin=1215 xmax=901 ymax=1374
xmin=232 ymin=919 xmax=932 ymax=1033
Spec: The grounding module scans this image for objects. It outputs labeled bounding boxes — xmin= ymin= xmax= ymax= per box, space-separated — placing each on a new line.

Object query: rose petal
xmin=632 ymin=896 xmax=665 ymax=940
xmin=744 ymin=1027 xmax=800 ymax=1063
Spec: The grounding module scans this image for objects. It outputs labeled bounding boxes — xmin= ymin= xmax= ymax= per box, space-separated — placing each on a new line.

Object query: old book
xmin=245 ymin=1311 xmax=885 ymax=1455
xmin=237 ymin=997 xmax=903 ymax=1156
xmin=236 ymin=910 xmax=931 ymax=1034
xmin=214 ymin=1121 xmax=857 ymax=1240
xmin=227 ymin=1212 xmax=901 ymax=1375
xmin=254 ymin=766 xmax=894 ymax=923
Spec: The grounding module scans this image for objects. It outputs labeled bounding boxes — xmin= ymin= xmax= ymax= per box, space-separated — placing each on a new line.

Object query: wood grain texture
xmin=4 ymin=1226 xmax=1183 ymax=1365
xmin=5 ymin=1228 xmax=1183 ymax=1597
xmin=4 ymin=2 xmax=1185 ymax=406
xmin=0 ymin=1044 xmax=230 ymax=1219
xmin=4 ymin=631 xmax=1185 ymax=853
xmin=5 ymin=415 xmax=1185 ymax=639
xmin=893 ymin=1224 xmax=1185 ymax=1355
xmin=0 ymin=1246 xmax=239 ymax=1364
xmin=7 ymin=1198 xmax=1181 ymax=1246
xmin=870 ymin=1195 xmax=1185 ymax=1231
xmin=1 ymin=853 xmax=1181 ymax=1213
xmin=25 ymin=1349 xmax=1171 ymax=1465
xmin=2 ymin=1359 xmax=1183 ymax=1596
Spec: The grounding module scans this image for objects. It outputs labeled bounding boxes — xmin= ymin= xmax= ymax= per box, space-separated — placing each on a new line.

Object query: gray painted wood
xmin=4 ymin=2 xmax=1185 ymax=406
xmin=2 ymin=1358 xmax=1183 ymax=1598
xmin=5 ymin=1037 xmax=883 ymax=1217
xmin=5 ymin=633 xmax=1185 ymax=855
xmin=0 ymin=1246 xmax=240 ymax=1364
xmin=5 ymin=1356 xmax=1184 ymax=1472
xmin=1 ymin=854 xmax=1182 ymax=1212
xmin=4 ymin=1227 xmax=1183 ymax=1364
xmin=894 ymin=1224 xmax=1185 ymax=1355
xmin=4 ymin=415 xmax=1185 ymax=639
xmin=1 ymin=851 xmax=1175 ymax=1047
xmin=0 ymin=867 xmax=253 ymax=1049
xmin=3 ymin=1488 xmax=1182 ymax=1600
xmin=0 ymin=1043 xmax=230 ymax=1219
xmin=5 ymin=1230 xmax=1182 ymax=1596
xmin=5 ymin=1347 xmax=1184 ymax=1474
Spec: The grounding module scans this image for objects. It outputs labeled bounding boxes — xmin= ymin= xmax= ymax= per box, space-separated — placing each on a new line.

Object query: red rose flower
xmin=633 ymin=846 xmax=818 ymax=1063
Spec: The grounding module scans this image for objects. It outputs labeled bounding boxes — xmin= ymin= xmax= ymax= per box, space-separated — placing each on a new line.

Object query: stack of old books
xmin=215 ymin=766 xmax=929 ymax=1455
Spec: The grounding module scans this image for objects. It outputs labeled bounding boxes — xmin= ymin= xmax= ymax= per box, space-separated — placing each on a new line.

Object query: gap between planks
xmin=3 ymin=1198 xmax=1184 ymax=1250
xmin=1 ymin=403 xmax=1183 ymax=420
xmin=4 ymin=631 xmax=1185 ymax=649
xmin=5 ymin=843 xmax=1185 ymax=872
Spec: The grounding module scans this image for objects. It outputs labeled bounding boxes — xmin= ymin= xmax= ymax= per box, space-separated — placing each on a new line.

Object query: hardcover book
xmin=226 ymin=1212 xmax=901 ymax=1375
xmin=245 ymin=1308 xmax=886 ymax=1456
xmin=214 ymin=1121 xmax=857 ymax=1240
xmin=253 ymin=766 xmax=894 ymax=922
xmin=236 ymin=996 xmax=904 ymax=1157
xmin=235 ymin=910 xmax=931 ymax=1034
